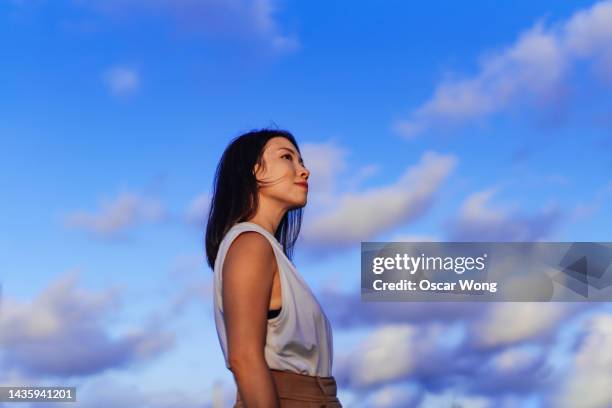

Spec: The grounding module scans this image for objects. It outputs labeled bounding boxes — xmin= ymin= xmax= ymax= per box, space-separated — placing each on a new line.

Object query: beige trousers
xmin=233 ymin=368 xmax=342 ymax=407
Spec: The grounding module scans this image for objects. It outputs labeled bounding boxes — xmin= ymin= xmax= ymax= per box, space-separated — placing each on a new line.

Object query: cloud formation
xmin=329 ymin=292 xmax=596 ymax=406
xmin=551 ymin=312 xmax=612 ymax=408
xmin=0 ymin=271 xmax=174 ymax=378
xmin=185 ymin=192 xmax=210 ymax=228
xmin=300 ymin=141 xmax=350 ymax=208
xmin=75 ymin=0 xmax=299 ymax=53
xmin=470 ymin=302 xmax=572 ymax=348
xmin=103 ymin=65 xmax=140 ymax=97
xmin=394 ymin=0 xmax=612 ymax=137
xmin=301 ymin=150 xmax=457 ymax=250
xmin=446 ymin=187 xmax=561 ymax=241
xmin=63 ymin=191 xmax=166 ymax=239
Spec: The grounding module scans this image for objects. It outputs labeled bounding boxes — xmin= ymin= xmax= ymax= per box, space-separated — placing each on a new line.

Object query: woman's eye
xmin=283 ymin=154 xmax=292 ymax=160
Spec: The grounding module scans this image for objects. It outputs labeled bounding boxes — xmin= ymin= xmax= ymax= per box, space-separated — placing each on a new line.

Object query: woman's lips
xmin=295 ymin=182 xmax=308 ymax=189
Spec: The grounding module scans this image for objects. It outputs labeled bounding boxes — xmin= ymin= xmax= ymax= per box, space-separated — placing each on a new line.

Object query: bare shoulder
xmin=223 ymin=231 xmax=276 ymax=279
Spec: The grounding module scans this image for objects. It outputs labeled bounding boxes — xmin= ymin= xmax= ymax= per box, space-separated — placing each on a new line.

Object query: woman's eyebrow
xmin=278 ymin=147 xmax=304 ymax=164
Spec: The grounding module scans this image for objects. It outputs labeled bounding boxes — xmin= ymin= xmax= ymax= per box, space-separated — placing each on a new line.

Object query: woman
xmin=205 ymin=129 xmax=342 ymax=407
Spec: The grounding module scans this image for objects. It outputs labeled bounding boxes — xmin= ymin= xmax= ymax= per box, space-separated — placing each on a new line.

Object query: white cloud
xmin=76 ymin=0 xmax=298 ymax=53
xmin=489 ymin=344 xmax=544 ymax=373
xmin=344 ymin=163 xmax=381 ymax=192
xmin=388 ymin=233 xmax=439 ymax=242
xmin=564 ymin=0 xmax=612 ymax=79
xmin=472 ymin=302 xmax=569 ymax=347
xmin=50 ymin=374 xmax=214 ymax=408
xmin=250 ymin=0 xmax=300 ymax=52
xmin=184 ymin=192 xmax=210 ymax=228
xmin=395 ymin=0 xmax=612 ymax=137
xmin=301 ymin=150 xmax=457 ymax=248
xmin=323 ymin=286 xmax=606 ymax=403
xmin=103 ymin=65 xmax=140 ymax=97
xmin=0 ymin=270 xmax=120 ymax=344
xmin=448 ymin=186 xmax=561 ymax=241
xmin=340 ymin=324 xmax=417 ymax=388
xmin=418 ymin=391 xmax=531 ymax=408
xmin=63 ymin=191 xmax=166 ymax=239
xmin=569 ymin=180 xmax=612 ymax=222
xmin=300 ymin=141 xmax=350 ymax=208
xmin=338 ymin=323 xmax=455 ymax=389
xmin=365 ymin=383 xmax=423 ymax=408
xmin=552 ymin=313 xmax=612 ymax=408
xmin=0 ymin=270 xmax=174 ymax=378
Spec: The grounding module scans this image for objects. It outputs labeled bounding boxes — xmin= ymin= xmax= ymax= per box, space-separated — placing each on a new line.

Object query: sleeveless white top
xmin=213 ymin=222 xmax=334 ymax=377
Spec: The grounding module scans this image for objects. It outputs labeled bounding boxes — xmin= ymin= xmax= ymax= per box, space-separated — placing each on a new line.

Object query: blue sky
xmin=1 ymin=0 xmax=612 ymax=407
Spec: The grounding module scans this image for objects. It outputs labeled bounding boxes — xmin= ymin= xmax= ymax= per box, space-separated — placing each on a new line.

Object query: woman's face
xmin=253 ymin=137 xmax=310 ymax=209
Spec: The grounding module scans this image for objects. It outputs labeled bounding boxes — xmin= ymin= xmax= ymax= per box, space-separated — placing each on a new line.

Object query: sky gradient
xmin=1 ymin=1 xmax=612 ymax=407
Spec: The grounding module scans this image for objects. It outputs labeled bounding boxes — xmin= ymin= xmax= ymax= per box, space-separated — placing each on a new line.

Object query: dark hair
xmin=205 ymin=128 xmax=304 ymax=270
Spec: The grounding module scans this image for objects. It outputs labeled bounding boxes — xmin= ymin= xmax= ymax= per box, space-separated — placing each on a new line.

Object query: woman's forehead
xmin=266 ymin=137 xmax=297 ymax=153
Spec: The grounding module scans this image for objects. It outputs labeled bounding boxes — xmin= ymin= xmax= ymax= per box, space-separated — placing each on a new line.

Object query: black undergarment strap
xmin=267 ymin=307 xmax=282 ymax=319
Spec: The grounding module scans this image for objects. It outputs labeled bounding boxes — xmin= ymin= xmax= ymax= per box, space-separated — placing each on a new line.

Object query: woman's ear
xmin=253 ymin=159 xmax=265 ymax=177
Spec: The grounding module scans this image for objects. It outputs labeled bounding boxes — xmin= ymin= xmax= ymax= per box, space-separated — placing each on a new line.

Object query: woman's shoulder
xmin=230 ymin=221 xmax=272 ymax=235
xmin=221 ymin=226 xmax=278 ymax=285
xmin=215 ymin=222 xmax=286 ymax=278
xmin=226 ymin=222 xmax=281 ymax=248
xmin=227 ymin=229 xmax=273 ymax=255
xmin=222 ymin=223 xmax=277 ymax=264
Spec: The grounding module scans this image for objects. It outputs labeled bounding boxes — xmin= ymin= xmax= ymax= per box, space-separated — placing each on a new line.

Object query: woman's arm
xmin=222 ymin=231 xmax=280 ymax=408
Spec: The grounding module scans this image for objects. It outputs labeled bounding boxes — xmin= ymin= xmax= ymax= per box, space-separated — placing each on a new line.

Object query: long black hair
xmin=205 ymin=128 xmax=304 ymax=270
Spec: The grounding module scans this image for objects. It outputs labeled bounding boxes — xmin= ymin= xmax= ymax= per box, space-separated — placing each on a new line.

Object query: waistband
xmin=236 ymin=369 xmax=340 ymax=403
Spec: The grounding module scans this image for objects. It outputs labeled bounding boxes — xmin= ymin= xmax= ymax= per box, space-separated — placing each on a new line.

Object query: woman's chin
xmin=290 ymin=199 xmax=307 ymax=209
